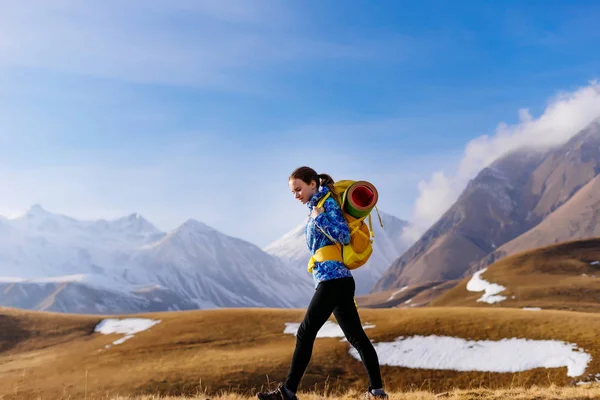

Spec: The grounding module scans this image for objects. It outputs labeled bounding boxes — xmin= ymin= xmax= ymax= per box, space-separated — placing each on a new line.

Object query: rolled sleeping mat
xmin=343 ymin=181 xmax=378 ymax=219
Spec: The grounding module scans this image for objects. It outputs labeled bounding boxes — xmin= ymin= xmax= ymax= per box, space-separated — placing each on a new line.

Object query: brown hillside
xmin=431 ymin=237 xmax=600 ymax=312
xmin=357 ymin=280 xmax=459 ymax=308
xmin=474 ymin=174 xmax=600 ymax=272
xmin=373 ymin=149 xmax=546 ymax=291
xmin=374 ymin=121 xmax=600 ymax=292
xmin=0 ymin=306 xmax=99 ymax=352
xmin=527 ymin=123 xmax=600 ymax=219
xmin=3 ymin=305 xmax=600 ymax=399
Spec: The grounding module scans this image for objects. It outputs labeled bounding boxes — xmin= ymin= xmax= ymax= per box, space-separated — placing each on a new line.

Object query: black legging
xmin=284 ymin=276 xmax=383 ymax=393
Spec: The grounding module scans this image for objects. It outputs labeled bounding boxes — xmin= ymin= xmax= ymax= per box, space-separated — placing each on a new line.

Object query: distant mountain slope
xmin=0 ymin=207 xmax=314 ymax=313
xmin=374 ymin=121 xmax=600 ymax=292
xmin=373 ymin=149 xmax=547 ymax=291
xmin=474 ymin=124 xmax=600 ymax=269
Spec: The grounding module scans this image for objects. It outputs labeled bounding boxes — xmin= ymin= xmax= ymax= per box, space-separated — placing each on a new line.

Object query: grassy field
xmin=4 ymin=238 xmax=600 ymax=399
xmin=431 ymin=237 xmax=600 ymax=312
xmin=2 ymin=305 xmax=600 ymax=399
xmin=14 ymin=383 xmax=592 ymax=399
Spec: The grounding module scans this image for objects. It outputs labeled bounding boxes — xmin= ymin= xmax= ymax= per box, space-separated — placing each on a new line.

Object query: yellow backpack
xmin=307 ymin=180 xmax=383 ymax=273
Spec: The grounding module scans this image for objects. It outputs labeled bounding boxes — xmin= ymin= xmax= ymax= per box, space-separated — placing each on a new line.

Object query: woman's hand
xmin=311 ymin=206 xmax=324 ymax=218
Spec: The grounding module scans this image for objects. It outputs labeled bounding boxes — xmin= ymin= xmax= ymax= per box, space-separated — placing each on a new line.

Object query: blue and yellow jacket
xmin=305 ymin=186 xmax=353 ymax=286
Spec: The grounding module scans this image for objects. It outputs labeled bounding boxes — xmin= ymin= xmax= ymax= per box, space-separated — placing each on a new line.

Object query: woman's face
xmin=289 ymin=178 xmax=317 ymax=204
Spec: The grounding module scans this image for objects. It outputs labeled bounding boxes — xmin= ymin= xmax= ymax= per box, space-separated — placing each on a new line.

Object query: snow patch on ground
xmin=466 ymin=268 xmax=507 ymax=303
xmin=95 ymin=318 xmax=161 ymax=350
xmin=349 ymin=335 xmax=590 ymax=377
xmin=386 ymin=286 xmax=408 ymax=301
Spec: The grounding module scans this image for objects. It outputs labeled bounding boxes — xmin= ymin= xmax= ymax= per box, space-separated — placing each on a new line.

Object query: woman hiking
xmin=256 ymin=166 xmax=388 ymax=400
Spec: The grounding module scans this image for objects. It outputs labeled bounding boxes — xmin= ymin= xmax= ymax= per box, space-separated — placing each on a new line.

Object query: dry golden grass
xmin=9 ymin=384 xmax=600 ymax=399
xmin=431 ymin=237 xmax=600 ymax=312
xmin=146 ymin=382 xmax=600 ymax=399
xmin=3 ymin=304 xmax=600 ymax=399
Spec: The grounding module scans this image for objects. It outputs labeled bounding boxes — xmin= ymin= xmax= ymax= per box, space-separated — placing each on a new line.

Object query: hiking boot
xmin=256 ymin=383 xmax=298 ymax=400
xmin=366 ymin=388 xmax=389 ymax=399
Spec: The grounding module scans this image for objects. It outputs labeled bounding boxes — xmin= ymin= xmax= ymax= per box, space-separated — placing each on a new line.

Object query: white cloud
xmin=404 ymin=81 xmax=600 ymax=242
xmin=401 ymin=171 xmax=454 ymax=242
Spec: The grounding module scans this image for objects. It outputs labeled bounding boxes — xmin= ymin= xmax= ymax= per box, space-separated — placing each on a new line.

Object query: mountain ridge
xmin=374 ymin=120 xmax=600 ymax=293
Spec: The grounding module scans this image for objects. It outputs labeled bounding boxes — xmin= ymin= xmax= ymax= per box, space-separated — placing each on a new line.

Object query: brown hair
xmin=289 ymin=166 xmax=337 ymax=200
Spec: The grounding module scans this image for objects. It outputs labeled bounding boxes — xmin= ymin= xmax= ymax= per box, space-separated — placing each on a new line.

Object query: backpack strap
xmin=308 ymin=192 xmax=344 ymax=273
xmin=374 ymin=205 xmax=383 ymax=227
xmin=365 ymin=205 xmax=384 ymax=242
xmin=307 ymin=244 xmax=343 ymax=273
xmin=316 ymin=191 xmax=330 ymax=209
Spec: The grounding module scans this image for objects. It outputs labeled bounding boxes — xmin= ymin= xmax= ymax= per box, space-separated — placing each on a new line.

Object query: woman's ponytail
xmin=318 ymin=173 xmax=338 ymax=202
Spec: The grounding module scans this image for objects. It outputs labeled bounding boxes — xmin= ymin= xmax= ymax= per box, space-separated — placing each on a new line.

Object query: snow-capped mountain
xmin=122 ymin=218 xmax=313 ymax=308
xmin=0 ymin=206 xmax=313 ymax=314
xmin=0 ymin=205 xmax=161 ymax=279
xmin=264 ymin=210 xmax=411 ymax=295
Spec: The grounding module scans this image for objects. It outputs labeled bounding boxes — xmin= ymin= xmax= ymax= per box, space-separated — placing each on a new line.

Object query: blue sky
xmin=1 ymin=1 xmax=599 ymax=247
